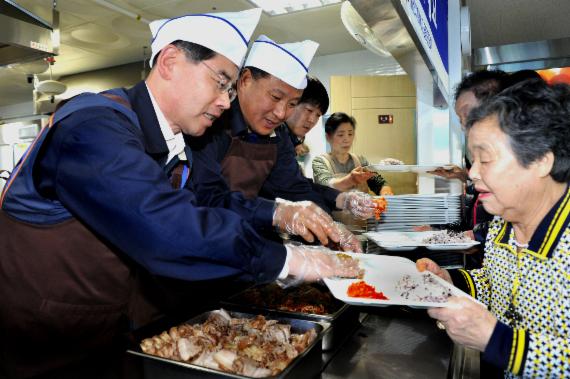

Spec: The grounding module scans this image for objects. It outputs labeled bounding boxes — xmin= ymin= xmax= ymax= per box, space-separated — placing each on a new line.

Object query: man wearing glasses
xmin=0 ymin=10 xmax=358 ymax=378
xmin=189 ymin=35 xmax=376 ymax=252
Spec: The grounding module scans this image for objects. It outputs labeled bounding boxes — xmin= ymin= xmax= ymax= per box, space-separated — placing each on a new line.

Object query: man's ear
xmin=155 ymin=44 xmax=180 ymax=81
xmin=238 ymin=68 xmax=253 ymax=92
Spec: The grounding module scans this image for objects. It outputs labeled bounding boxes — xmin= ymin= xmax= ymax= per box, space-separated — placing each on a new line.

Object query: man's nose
xmin=273 ymin=102 xmax=287 ymax=120
xmin=217 ymin=91 xmax=231 ymax=110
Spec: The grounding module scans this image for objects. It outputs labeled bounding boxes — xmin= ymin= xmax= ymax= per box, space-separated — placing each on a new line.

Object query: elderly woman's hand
xmin=416 ymin=258 xmax=452 ymax=283
xmin=428 ymin=297 xmax=497 ymax=351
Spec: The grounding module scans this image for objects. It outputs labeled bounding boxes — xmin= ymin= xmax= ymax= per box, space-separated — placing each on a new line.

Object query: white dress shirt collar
xmin=145 ymin=83 xmax=186 ymax=162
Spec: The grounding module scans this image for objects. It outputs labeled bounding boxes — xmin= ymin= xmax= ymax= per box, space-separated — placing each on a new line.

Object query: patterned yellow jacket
xmin=450 ymin=185 xmax=570 ymax=378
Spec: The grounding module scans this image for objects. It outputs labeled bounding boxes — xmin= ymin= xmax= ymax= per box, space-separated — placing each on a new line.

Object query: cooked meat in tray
xmin=128 ymin=309 xmax=328 ymax=379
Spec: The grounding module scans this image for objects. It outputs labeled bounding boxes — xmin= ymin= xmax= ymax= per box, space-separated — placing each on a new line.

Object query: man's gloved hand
xmin=273 ymin=198 xmax=339 ymax=245
xmin=278 ymin=244 xmax=362 ymax=287
xmin=336 ymin=190 xmax=376 ymax=219
xmin=333 ymin=222 xmax=362 ymax=253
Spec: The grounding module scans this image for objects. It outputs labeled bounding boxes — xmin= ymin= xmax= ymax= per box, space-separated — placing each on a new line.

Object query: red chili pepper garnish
xmin=347 ymin=281 xmax=388 ymax=300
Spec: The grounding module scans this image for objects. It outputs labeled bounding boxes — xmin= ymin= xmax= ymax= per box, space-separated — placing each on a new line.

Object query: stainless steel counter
xmin=322 ymin=307 xmax=452 ymax=379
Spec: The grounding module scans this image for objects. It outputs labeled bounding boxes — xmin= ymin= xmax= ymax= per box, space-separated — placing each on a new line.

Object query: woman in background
xmin=312 ymin=112 xmax=392 ymax=195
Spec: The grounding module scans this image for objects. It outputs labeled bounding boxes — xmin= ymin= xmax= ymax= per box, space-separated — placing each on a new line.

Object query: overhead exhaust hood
xmin=473 ymin=37 xmax=570 ymax=72
xmin=0 ymin=0 xmax=59 ymax=67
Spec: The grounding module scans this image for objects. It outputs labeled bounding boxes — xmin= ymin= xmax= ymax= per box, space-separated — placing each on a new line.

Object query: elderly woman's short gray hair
xmin=466 ymin=79 xmax=570 ymax=183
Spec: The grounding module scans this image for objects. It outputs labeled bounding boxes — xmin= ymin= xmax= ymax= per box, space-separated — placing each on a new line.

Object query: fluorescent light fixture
xmin=249 ymin=0 xmax=342 ymax=16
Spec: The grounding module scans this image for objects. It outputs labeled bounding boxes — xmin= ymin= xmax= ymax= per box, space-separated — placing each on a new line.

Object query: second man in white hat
xmin=190 ymin=35 xmax=376 ymax=251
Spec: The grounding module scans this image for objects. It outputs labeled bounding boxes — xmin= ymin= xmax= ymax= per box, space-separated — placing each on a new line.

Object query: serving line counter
xmin=33 ymin=307 xmax=480 ymax=379
xmin=322 ymin=307 xmax=452 ymax=378
xmin=31 ymin=241 xmax=483 ymax=379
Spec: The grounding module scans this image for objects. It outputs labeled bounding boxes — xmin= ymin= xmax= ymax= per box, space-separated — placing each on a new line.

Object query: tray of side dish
xmin=220 ymin=282 xmax=359 ymax=351
xmin=323 ymin=254 xmax=484 ymax=309
xmin=127 ymin=309 xmax=329 ymax=379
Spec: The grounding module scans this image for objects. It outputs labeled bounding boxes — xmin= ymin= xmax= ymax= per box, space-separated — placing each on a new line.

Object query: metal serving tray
xmin=221 ymin=284 xmax=360 ymax=351
xmin=127 ymin=310 xmax=329 ymax=379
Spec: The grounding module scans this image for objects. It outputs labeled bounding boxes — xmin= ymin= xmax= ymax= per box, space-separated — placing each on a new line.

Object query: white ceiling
xmin=0 ymin=0 xmax=363 ymax=107
xmin=2 ymin=0 xmax=570 ymax=110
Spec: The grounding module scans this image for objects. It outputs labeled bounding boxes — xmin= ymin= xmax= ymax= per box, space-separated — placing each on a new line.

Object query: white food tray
xmin=324 ymin=254 xmax=482 ymax=308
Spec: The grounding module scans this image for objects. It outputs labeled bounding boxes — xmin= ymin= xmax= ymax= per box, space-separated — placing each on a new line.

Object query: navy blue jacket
xmin=189 ymin=100 xmax=339 ymax=226
xmin=30 ymin=81 xmax=285 ymax=283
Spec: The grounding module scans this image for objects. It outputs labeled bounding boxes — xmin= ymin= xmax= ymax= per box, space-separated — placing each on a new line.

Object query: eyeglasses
xmin=201 ymin=61 xmax=237 ymax=102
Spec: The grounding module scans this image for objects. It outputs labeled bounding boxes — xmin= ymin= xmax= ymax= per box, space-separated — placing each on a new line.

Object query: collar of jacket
xmin=493 ymin=184 xmax=570 ymax=259
xmin=126 ymin=81 xmax=169 ymax=164
xmin=283 ymin=122 xmax=304 ymax=146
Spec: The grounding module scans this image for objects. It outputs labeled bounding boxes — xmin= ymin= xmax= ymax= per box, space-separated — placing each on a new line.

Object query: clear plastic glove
xmin=273 ymin=198 xmax=339 ymax=245
xmin=278 ymin=244 xmax=362 ymax=288
xmin=336 ymin=190 xmax=376 ymax=219
xmin=333 ymin=222 xmax=362 ymax=253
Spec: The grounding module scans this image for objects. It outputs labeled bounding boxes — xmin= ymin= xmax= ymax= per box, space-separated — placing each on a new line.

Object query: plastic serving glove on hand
xmin=278 ymin=244 xmax=362 ymax=288
xmin=333 ymin=222 xmax=362 ymax=253
xmin=337 ymin=191 xmax=376 ymax=219
xmin=273 ymin=198 xmax=339 ymax=245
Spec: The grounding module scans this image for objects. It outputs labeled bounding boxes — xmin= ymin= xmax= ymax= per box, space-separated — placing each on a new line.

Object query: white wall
xmin=304 ymin=49 xmax=405 ymax=178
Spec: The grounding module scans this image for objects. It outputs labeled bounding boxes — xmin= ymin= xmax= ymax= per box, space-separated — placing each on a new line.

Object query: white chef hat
xmin=149 ymin=8 xmax=262 ymax=68
xmin=244 ymin=35 xmax=319 ymax=89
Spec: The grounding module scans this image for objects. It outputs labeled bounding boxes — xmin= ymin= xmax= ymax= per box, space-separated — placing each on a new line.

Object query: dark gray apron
xmin=0 ymin=95 xmax=162 ymax=378
xmin=221 ymin=136 xmax=278 ymax=199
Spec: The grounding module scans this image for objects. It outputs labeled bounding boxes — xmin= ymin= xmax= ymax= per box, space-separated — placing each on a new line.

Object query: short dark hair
xmin=325 ymin=112 xmax=356 ymax=135
xmin=466 ymin=79 xmax=570 ymax=183
xmin=504 ymin=70 xmax=544 ymax=89
xmin=243 ymin=66 xmax=271 ymax=80
xmin=152 ymin=40 xmax=216 ymax=67
xmin=299 ymin=76 xmax=329 ymax=114
xmin=454 ymin=70 xmax=508 ymax=102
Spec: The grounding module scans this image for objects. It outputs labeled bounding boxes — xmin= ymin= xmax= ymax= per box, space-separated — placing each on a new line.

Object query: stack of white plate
xmin=367 ymin=193 xmax=462 ymax=231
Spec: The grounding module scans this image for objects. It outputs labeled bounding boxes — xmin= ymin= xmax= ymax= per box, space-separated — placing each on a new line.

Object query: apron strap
xmin=169 ymin=161 xmax=191 ymax=190
xmin=322 ymin=154 xmax=337 ymax=174
xmin=351 ymin=153 xmax=362 ymax=167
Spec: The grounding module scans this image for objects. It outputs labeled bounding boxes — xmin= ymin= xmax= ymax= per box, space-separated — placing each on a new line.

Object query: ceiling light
xmin=249 ymin=0 xmax=342 ymax=16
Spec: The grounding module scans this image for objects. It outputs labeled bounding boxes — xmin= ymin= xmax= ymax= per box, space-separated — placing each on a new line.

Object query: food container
xmin=127 ymin=310 xmax=329 ymax=379
xmin=221 ymin=283 xmax=360 ymax=351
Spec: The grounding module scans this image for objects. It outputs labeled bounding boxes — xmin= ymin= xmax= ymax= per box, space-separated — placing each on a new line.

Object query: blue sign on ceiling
xmin=418 ymin=0 xmax=448 ymax=72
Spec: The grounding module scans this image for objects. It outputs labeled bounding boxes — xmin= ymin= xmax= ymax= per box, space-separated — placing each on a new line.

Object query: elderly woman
xmin=312 ymin=112 xmax=393 ymax=195
xmin=418 ymin=79 xmax=570 ymax=378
